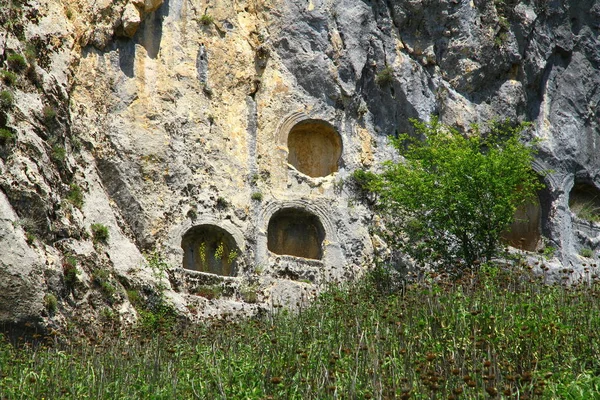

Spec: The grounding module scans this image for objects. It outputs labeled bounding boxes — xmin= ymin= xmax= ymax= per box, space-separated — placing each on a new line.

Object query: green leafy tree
xmin=361 ymin=117 xmax=543 ymax=270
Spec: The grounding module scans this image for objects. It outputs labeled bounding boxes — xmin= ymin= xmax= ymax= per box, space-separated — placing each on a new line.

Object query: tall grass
xmin=0 ymin=263 xmax=599 ymax=399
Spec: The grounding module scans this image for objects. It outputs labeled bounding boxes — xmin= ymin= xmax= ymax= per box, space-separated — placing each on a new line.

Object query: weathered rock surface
xmin=0 ymin=0 xmax=598 ymax=334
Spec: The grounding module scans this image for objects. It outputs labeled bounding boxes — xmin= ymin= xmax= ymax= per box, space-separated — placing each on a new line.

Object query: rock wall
xmin=0 ymin=0 xmax=598 ymax=333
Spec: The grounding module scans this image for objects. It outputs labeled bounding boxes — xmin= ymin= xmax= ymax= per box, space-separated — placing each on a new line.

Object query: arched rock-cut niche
xmin=181 ymin=225 xmax=240 ymax=276
xmin=267 ymin=208 xmax=325 ymax=260
xmin=287 ymin=119 xmax=342 ymax=178
xmin=569 ymin=182 xmax=600 ymax=223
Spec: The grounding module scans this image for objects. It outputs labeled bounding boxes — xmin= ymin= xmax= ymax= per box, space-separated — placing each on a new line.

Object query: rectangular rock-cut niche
xmin=181 ymin=224 xmax=239 ymax=276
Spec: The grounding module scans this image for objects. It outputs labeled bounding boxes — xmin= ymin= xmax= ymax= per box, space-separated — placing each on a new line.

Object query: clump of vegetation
xmin=251 ymin=191 xmax=263 ymax=201
xmin=91 ymin=223 xmax=109 ymax=244
xmin=0 ymin=90 xmax=14 ymax=108
xmin=0 ymin=128 xmax=14 ymax=144
xmin=1 ymin=70 xmax=17 ymax=85
xmin=0 ymin=264 xmax=598 ymax=398
xmin=43 ymin=293 xmax=57 ymax=314
xmin=66 ymin=183 xmax=84 ymax=209
xmin=50 ymin=144 xmax=66 ymax=163
xmin=42 ymin=105 xmax=56 ymax=123
xmin=375 ymin=65 xmax=394 ymax=86
xmin=199 ymin=14 xmax=214 ymax=25
xmin=62 ymin=255 xmax=79 ymax=288
xmin=194 ymin=284 xmax=222 ymax=300
xmin=6 ymin=53 xmax=27 ymax=72
xmin=580 ymin=248 xmax=594 ymax=258
xmin=570 ymin=198 xmax=600 ymax=223
xmin=358 ymin=118 xmax=542 ymax=270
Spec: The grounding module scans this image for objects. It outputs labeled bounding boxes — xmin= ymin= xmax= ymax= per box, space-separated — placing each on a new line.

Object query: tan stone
xmin=122 ymin=2 xmax=141 ymax=38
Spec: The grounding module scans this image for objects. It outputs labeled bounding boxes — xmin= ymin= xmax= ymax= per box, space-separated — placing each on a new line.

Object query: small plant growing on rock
xmin=62 ymin=255 xmax=79 ymax=288
xmin=51 ymin=144 xmax=66 ymax=163
xmin=66 ymin=183 xmax=84 ymax=209
xmin=199 ymin=14 xmax=214 ymax=25
xmin=44 ymin=293 xmax=58 ymax=314
xmin=580 ymin=248 xmax=594 ymax=258
xmin=0 ymin=128 xmax=14 ymax=144
xmin=6 ymin=53 xmax=27 ymax=72
xmin=0 ymin=90 xmax=14 ymax=108
xmin=194 ymin=284 xmax=222 ymax=300
xmin=42 ymin=105 xmax=56 ymax=123
xmin=91 ymin=223 xmax=109 ymax=244
xmin=1 ymin=70 xmax=17 ymax=85
xmin=251 ymin=191 xmax=263 ymax=201
xmin=375 ymin=66 xmax=394 ymax=86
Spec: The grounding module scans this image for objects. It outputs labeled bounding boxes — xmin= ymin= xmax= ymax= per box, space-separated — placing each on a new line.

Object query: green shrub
xmin=0 ymin=90 xmax=14 ymax=108
xmin=66 ymin=183 xmax=84 ymax=209
xmin=42 ymin=105 xmax=56 ymax=122
xmin=91 ymin=223 xmax=109 ymax=244
xmin=51 ymin=144 xmax=66 ymax=163
xmin=375 ymin=66 xmax=394 ymax=86
xmin=251 ymin=191 xmax=263 ymax=201
xmin=194 ymin=285 xmax=222 ymax=300
xmin=6 ymin=53 xmax=27 ymax=72
xmin=62 ymin=255 xmax=79 ymax=288
xmin=580 ymin=248 xmax=594 ymax=258
xmin=199 ymin=14 xmax=213 ymax=25
xmin=43 ymin=293 xmax=57 ymax=313
xmin=0 ymin=128 xmax=14 ymax=144
xmin=363 ymin=117 xmax=543 ymax=270
xmin=1 ymin=70 xmax=17 ymax=85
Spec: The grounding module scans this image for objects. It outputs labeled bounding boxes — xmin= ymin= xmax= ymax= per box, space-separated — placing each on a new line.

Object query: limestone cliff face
xmin=0 ymin=0 xmax=598 ymax=333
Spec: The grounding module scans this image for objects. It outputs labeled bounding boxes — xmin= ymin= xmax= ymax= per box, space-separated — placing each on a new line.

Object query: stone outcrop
xmin=0 ymin=0 xmax=598 ymax=334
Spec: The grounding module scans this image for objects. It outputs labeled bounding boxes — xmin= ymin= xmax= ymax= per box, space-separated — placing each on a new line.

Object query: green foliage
xmin=580 ymin=248 xmax=594 ymax=258
xmin=0 ymin=90 xmax=14 ymax=108
xmin=50 ymin=144 xmax=66 ymax=163
xmin=364 ymin=117 xmax=543 ymax=269
xmin=542 ymin=244 xmax=556 ymax=259
xmin=42 ymin=105 xmax=56 ymax=123
xmin=199 ymin=14 xmax=214 ymax=25
xmin=1 ymin=70 xmax=17 ymax=85
xmin=43 ymin=293 xmax=57 ymax=314
xmin=375 ymin=65 xmax=394 ymax=86
xmin=6 ymin=53 xmax=27 ymax=72
xmin=194 ymin=284 xmax=222 ymax=300
xmin=146 ymin=250 xmax=170 ymax=292
xmin=91 ymin=223 xmax=109 ymax=244
xmin=62 ymin=255 xmax=79 ymax=288
xmin=0 ymin=265 xmax=599 ymax=399
xmin=251 ymin=191 xmax=263 ymax=201
xmin=570 ymin=198 xmax=600 ymax=223
xmin=66 ymin=183 xmax=84 ymax=209
xmin=0 ymin=128 xmax=14 ymax=144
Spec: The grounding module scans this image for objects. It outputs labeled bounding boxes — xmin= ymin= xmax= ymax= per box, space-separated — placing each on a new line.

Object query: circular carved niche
xmin=569 ymin=182 xmax=600 ymax=223
xmin=267 ymin=208 xmax=325 ymax=260
xmin=181 ymin=225 xmax=240 ymax=276
xmin=287 ymin=119 xmax=342 ymax=178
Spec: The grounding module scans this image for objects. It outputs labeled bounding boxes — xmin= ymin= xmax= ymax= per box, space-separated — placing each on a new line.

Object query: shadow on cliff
xmin=117 ymin=0 xmax=170 ymax=78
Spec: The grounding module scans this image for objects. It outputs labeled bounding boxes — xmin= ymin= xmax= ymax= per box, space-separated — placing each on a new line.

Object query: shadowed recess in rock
xmin=569 ymin=182 xmax=600 ymax=223
xmin=267 ymin=208 xmax=325 ymax=260
xmin=287 ymin=119 xmax=342 ymax=178
xmin=181 ymin=224 xmax=239 ymax=276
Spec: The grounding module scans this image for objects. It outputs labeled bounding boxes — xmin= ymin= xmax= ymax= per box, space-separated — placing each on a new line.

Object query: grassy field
xmin=0 ymin=262 xmax=599 ymax=399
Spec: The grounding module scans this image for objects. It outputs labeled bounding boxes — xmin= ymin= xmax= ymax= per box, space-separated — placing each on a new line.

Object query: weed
xmin=199 ymin=14 xmax=214 ymax=25
xmin=1 ymin=70 xmax=17 ymax=85
xmin=216 ymin=196 xmax=228 ymax=210
xmin=251 ymin=191 xmax=263 ymax=201
xmin=43 ymin=293 xmax=57 ymax=313
xmin=542 ymin=244 xmax=556 ymax=259
xmin=0 ymin=128 xmax=14 ymax=144
xmin=240 ymin=284 xmax=259 ymax=303
xmin=0 ymin=90 xmax=14 ymax=108
xmin=580 ymin=248 xmax=594 ymax=258
xmin=194 ymin=284 xmax=222 ymax=299
xmin=6 ymin=53 xmax=27 ymax=72
xmin=570 ymin=197 xmax=600 ymax=223
xmin=42 ymin=105 xmax=56 ymax=123
xmin=375 ymin=65 xmax=394 ymax=86
xmin=66 ymin=183 xmax=84 ymax=209
xmin=51 ymin=144 xmax=66 ymax=163
xmin=91 ymin=223 xmax=109 ymax=244
xmin=62 ymin=255 xmax=79 ymax=287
